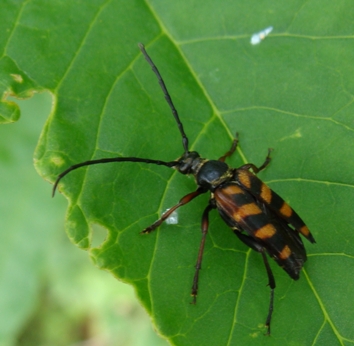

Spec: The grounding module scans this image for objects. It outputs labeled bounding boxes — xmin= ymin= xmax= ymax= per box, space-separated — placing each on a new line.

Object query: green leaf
xmin=2 ymin=1 xmax=354 ymax=345
xmin=0 ymin=93 xmax=167 ymax=345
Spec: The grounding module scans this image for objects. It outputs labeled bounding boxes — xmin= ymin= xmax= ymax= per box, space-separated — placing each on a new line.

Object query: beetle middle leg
xmin=191 ymin=201 xmax=216 ymax=303
xmin=234 ymin=231 xmax=275 ymax=335
xmin=239 ymin=148 xmax=273 ymax=174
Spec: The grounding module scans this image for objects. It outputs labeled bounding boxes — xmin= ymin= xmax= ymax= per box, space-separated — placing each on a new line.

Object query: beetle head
xmin=176 ymin=151 xmax=204 ymax=175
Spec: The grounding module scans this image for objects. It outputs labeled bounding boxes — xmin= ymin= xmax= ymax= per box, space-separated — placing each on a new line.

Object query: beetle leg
xmin=234 ymin=232 xmax=275 ymax=335
xmin=218 ymin=132 xmax=239 ymax=162
xmin=238 ymin=148 xmax=273 ymax=173
xmin=141 ymin=187 xmax=206 ymax=234
xmin=260 ymin=251 xmax=275 ymax=335
xmin=191 ymin=201 xmax=216 ymax=303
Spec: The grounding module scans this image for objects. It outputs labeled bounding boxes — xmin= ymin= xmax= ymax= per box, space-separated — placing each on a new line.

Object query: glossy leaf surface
xmin=1 ymin=1 xmax=353 ymax=345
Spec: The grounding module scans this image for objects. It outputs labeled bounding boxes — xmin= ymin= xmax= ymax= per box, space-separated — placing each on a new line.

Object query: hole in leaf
xmin=91 ymin=223 xmax=109 ymax=248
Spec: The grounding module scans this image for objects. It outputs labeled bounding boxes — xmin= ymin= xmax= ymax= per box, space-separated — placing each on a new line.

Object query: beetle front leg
xmin=141 ymin=187 xmax=206 ymax=234
xmin=219 ymin=132 xmax=239 ymax=162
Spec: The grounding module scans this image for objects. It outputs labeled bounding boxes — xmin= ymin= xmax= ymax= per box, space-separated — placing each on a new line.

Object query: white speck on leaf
xmin=250 ymin=26 xmax=273 ymax=45
xmin=165 ymin=209 xmax=178 ymax=225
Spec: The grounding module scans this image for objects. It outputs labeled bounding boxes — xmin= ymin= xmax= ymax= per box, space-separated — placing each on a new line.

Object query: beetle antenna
xmin=52 ymin=157 xmax=177 ymax=197
xmin=138 ymin=43 xmax=189 ymax=153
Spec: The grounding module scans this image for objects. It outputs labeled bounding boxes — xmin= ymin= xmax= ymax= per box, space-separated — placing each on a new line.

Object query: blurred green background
xmin=0 ymin=93 xmax=168 ymax=346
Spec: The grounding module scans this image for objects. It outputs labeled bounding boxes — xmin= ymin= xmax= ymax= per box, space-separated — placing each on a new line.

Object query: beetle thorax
xmin=176 ymin=152 xmax=232 ymax=190
xmin=196 ymin=160 xmax=232 ymax=190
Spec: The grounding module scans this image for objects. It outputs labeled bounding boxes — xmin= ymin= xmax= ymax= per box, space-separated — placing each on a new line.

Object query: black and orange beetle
xmin=53 ymin=43 xmax=316 ymax=334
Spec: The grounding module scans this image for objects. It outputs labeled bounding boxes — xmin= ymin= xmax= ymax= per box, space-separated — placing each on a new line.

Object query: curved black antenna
xmin=52 ymin=157 xmax=177 ymax=197
xmin=53 ymin=44 xmax=188 ymax=197
xmin=138 ymin=43 xmax=189 ymax=153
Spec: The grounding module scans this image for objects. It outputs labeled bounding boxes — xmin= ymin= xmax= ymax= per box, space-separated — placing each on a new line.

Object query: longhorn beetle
xmin=53 ymin=43 xmax=316 ymax=334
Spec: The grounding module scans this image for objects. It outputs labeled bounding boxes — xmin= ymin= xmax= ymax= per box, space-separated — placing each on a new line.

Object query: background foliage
xmin=0 ymin=94 xmax=168 ymax=345
xmin=1 ymin=1 xmax=354 ymax=345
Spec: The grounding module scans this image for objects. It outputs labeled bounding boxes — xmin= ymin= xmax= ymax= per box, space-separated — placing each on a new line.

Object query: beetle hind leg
xmin=260 ymin=250 xmax=275 ymax=335
xmin=234 ymin=232 xmax=275 ymax=335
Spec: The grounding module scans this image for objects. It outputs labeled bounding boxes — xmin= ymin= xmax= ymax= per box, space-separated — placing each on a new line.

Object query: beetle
xmin=53 ymin=43 xmax=315 ymax=334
